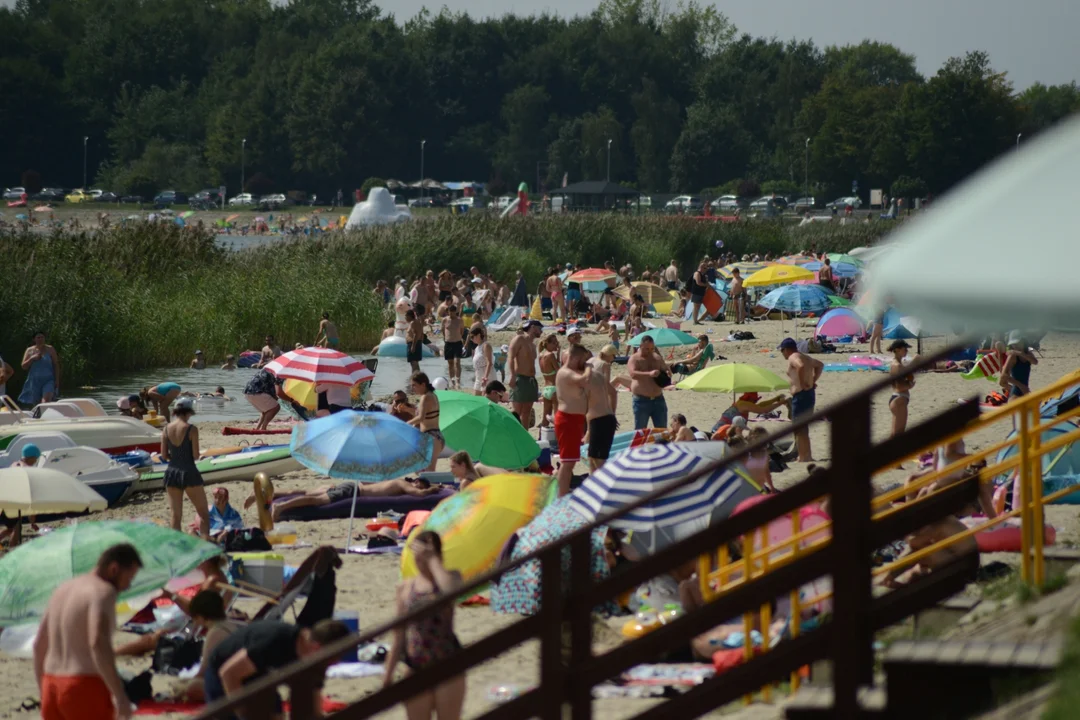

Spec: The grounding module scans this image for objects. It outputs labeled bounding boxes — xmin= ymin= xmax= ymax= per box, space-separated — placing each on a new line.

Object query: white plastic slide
xmin=499 ymin=197 xmax=521 ymax=218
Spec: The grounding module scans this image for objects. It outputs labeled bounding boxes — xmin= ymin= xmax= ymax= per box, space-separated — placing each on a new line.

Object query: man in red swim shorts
xmin=35 ymin=544 xmax=143 ymax=720
xmin=554 ymin=344 xmax=593 ymax=496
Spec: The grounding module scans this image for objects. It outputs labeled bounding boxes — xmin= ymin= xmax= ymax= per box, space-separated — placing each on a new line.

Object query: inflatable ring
xmin=253 ymin=472 xmax=274 ymax=532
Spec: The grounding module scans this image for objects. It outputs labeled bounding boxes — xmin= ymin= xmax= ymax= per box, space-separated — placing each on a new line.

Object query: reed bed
xmin=0 ymin=216 xmax=892 ymax=388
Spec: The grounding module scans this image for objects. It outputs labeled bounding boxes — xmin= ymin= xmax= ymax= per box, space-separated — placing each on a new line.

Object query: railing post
xmin=829 ymin=394 xmax=873 ymax=715
xmin=288 ymin=667 xmax=318 ymax=720
xmin=568 ymin=533 xmax=594 ymax=720
xmin=1019 ymin=409 xmax=1033 ymax=584
xmin=539 ymin=545 xmax=565 ymax=720
xmin=1029 ymin=406 xmax=1045 ymax=587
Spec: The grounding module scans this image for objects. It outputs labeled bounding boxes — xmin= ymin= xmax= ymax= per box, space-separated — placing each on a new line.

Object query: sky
xmin=378 ymin=0 xmax=1078 ymax=90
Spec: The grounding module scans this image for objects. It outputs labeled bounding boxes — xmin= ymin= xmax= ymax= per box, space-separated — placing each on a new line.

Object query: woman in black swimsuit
xmin=161 ymin=397 xmax=211 ymax=539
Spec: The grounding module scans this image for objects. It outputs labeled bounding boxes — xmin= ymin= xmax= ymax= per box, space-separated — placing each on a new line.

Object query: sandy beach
xmin=2 ymin=315 xmax=1075 ymax=720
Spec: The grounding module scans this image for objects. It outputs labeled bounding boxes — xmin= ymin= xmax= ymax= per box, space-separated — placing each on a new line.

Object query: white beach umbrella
xmin=872 ymin=115 xmax=1080 ymax=334
xmin=0 ymin=467 xmax=108 ymax=514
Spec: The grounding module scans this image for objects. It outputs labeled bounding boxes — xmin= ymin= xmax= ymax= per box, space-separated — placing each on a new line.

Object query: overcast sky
xmin=379 ymin=0 xmax=1077 ymax=90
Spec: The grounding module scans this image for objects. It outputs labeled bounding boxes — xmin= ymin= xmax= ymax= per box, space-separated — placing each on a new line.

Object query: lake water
xmin=80 ymin=353 xmax=485 ymax=423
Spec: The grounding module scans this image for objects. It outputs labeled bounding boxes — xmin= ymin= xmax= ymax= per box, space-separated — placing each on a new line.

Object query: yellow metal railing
xmin=696 ymin=368 xmax=1080 ymax=703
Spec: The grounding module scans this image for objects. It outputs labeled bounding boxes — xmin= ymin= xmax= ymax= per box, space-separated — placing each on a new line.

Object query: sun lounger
xmin=961 ymin=351 xmax=1005 ymax=381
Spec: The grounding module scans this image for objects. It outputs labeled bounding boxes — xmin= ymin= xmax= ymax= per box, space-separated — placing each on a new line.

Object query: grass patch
xmin=1037 ymin=612 xmax=1080 ymax=720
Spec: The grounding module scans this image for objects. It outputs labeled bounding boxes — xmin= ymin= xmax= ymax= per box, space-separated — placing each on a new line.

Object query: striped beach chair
xmin=961 ymin=350 xmax=1006 ymax=381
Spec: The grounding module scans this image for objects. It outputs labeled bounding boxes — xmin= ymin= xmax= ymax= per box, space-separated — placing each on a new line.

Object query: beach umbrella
xmin=33 ymin=206 xmax=53 ymax=213
xmin=435 ymin=391 xmax=541 ymax=468
xmin=815 ymin=308 xmax=867 ymax=339
xmin=757 ymin=285 xmax=831 ymax=314
xmin=254 ymin=216 xmax=265 ymax=222
xmin=401 ymin=474 xmax=556 ymax=582
xmin=871 ymin=115 xmax=1080 ymax=334
xmin=615 ymin=282 xmax=672 ymax=306
xmin=627 ymin=327 xmax=699 ymax=348
xmin=676 ymin=363 xmax=788 ymax=395
xmin=828 ymin=253 xmax=864 ymax=267
xmin=0 ymin=520 xmax=222 ymax=626
xmin=743 ymin=265 xmax=815 ymax=288
xmin=283 ymin=379 xmax=319 ymax=412
xmin=0 ymin=467 xmax=107 ymax=515
xmin=826 ymin=294 xmax=852 ymax=308
xmin=777 ymin=254 xmax=816 ymax=266
xmin=225 ymin=213 xmax=240 ymax=223
xmin=718 ymin=262 xmax=771 ymax=280
xmin=569 ymin=444 xmax=747 ymax=547
xmin=174 ymin=217 xmax=185 ymax=227
xmin=179 ymin=210 xmax=195 ymax=219
xmin=568 ymin=268 xmax=616 ymax=283
xmin=490 ymin=496 xmax=612 ymax=616
xmin=265 ymin=347 xmax=374 ymax=386
xmin=290 ymin=411 xmax=434 ymax=545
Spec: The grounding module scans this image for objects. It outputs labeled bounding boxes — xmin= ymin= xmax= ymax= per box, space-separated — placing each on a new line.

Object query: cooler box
xmin=232 ymin=552 xmax=285 ymax=592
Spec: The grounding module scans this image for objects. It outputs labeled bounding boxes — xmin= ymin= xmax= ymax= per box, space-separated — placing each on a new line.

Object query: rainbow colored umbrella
xmin=401 ymin=474 xmax=556 ymax=582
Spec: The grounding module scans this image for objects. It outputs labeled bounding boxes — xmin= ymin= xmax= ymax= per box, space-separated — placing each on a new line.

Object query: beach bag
xmin=732 ymin=331 xmax=756 ymax=341
xmin=984 ymin=391 xmax=1008 ymax=407
xmin=124 ymin=671 xmax=154 ymax=704
xmin=219 ymin=527 xmax=271 ymax=552
xmin=152 ymin=633 xmax=204 ymax=675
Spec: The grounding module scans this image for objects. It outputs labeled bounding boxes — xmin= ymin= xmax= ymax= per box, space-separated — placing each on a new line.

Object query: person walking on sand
xmin=19 ymin=331 xmax=60 ymax=405
xmin=443 ymin=305 xmax=465 ymax=389
xmin=34 ymin=544 xmax=143 ymax=720
xmin=664 ymin=259 xmax=679 ymax=290
xmin=470 ymin=325 xmax=493 ymax=397
xmin=586 ymin=345 xmax=619 ymax=471
xmin=554 ymin=344 xmax=592 ymax=495
xmin=405 ymin=309 xmax=426 ymax=374
xmin=162 ymin=398 xmax=211 ymax=539
xmin=508 ymin=320 xmax=543 ymax=428
xmin=888 ymin=340 xmax=915 ymax=437
xmin=628 ymin=335 xmax=669 ymax=430
xmin=779 ymin=337 xmax=823 ymax=462
xmin=384 ymin=531 xmax=466 ymax=720
xmin=315 ymin=312 xmax=339 ymax=348
xmin=729 ymin=268 xmax=746 ymax=324
xmin=547 ymin=269 xmax=566 ymax=324
xmin=689 ymin=262 xmax=708 ymax=325
xmin=409 ymin=373 xmax=443 ymax=472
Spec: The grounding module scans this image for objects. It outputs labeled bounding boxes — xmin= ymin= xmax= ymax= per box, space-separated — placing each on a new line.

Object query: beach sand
xmin=1 ymin=317 xmax=1075 ymax=720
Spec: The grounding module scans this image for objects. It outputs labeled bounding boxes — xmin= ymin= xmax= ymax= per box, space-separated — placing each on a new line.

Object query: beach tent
xmin=872 ymin=114 xmax=1080 ymax=334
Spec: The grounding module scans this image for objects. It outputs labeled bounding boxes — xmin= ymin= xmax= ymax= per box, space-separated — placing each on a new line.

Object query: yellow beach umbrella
xmin=743 ymin=264 xmax=815 ymax=287
xmin=718 ymin=261 xmax=773 ymax=280
xmin=614 ymin=282 xmax=672 ymax=306
xmin=283 ymin=379 xmax=318 ymax=411
xmin=676 ymin=363 xmax=788 ymax=394
xmin=401 ymin=474 xmax=557 ymax=582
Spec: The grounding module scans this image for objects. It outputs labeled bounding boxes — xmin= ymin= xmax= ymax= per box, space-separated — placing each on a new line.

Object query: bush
xmin=360 ymin=177 xmax=387 ymax=196
xmin=736 ymin=178 xmax=761 ymax=199
xmin=760 ymin=180 xmax=800 ymax=197
xmin=890 ymin=175 xmax=928 ymax=201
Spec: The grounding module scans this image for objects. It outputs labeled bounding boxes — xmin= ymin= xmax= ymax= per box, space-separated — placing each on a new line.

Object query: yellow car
xmin=65 ymin=189 xmax=90 ymax=203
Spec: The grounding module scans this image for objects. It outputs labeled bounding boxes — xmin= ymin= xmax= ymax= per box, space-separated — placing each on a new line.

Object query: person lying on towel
xmin=247 ymin=478 xmax=442 ymax=522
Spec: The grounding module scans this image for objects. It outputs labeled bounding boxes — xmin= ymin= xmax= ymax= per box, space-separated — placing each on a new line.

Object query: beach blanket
xmin=222 ymin=426 xmax=294 ymax=436
xmin=274 ymin=488 xmax=454 ymax=521
xmin=136 ymin=698 xmax=348 ymax=716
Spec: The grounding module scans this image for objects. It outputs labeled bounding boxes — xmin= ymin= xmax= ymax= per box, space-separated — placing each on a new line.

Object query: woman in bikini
xmin=888 ymin=340 xmax=915 ymax=437
xmin=449 ymin=451 xmax=479 ymax=490
xmin=409 ymin=372 xmax=443 ymax=472
xmin=538 ymin=333 xmax=561 ymax=429
xmin=384 ymin=531 xmax=465 ymax=720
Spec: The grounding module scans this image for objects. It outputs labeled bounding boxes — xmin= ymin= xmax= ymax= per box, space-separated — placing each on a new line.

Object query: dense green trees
xmin=0 ymin=0 xmax=1074 ymax=200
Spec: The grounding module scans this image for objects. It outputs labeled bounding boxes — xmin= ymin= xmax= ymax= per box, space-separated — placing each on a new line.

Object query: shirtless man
xmin=412 ymin=279 xmax=432 ymax=321
xmin=729 ymin=268 xmax=746 ymax=324
xmin=586 ymin=345 xmax=619 ymax=471
xmin=256 ymin=335 xmax=282 ymax=368
xmin=34 ymin=544 xmax=142 ymax=720
xmin=389 ymin=390 xmax=417 ymax=422
xmin=664 ymin=260 xmax=679 ymax=290
xmin=315 ymin=312 xmax=339 ymax=348
xmin=779 ymin=337 xmax=823 ymax=462
xmin=443 ymin=305 xmax=465 ymax=389
xmin=508 ymin=320 xmax=543 ymax=428
xmin=628 ymin=335 xmax=669 ymax=430
xmin=405 ymin=309 xmax=426 ymax=374
xmin=554 ymin=344 xmax=593 ymax=495
xmin=372 ymin=320 xmax=396 ymax=354
xmin=259 ymin=479 xmax=440 ymax=521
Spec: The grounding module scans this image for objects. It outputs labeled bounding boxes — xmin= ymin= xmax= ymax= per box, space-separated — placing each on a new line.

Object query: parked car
xmin=409 ymin=197 xmax=436 ymax=208
xmin=449 ymin=196 xmax=475 ymax=209
xmin=791 ymin=197 xmax=816 ymax=212
xmin=749 ymin=195 xmax=788 ymax=211
xmin=190 ymin=189 xmax=224 ymax=208
xmin=65 ymin=189 xmax=91 ymax=203
xmin=120 ymin=194 xmax=144 ymax=204
xmin=710 ymin=195 xmax=744 ymax=211
xmin=33 ymin=188 xmax=67 ymax=203
xmin=3 ymin=187 xmax=25 ymax=200
xmin=153 ymin=190 xmax=187 ymax=207
xmin=95 ymin=191 xmax=119 ymax=203
xmin=665 ymin=195 xmax=704 ymax=211
xmin=258 ymin=193 xmax=287 ymax=210
xmin=228 ymin=193 xmax=255 ymax=207
xmin=826 ymin=196 xmax=862 ymax=210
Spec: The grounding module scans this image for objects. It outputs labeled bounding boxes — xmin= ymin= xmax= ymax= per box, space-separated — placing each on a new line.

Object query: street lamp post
xmin=1016 ymin=133 xmax=1022 ymax=149
xmin=241 ymin=138 xmax=247 ymax=194
xmin=804 ymin=137 xmax=810 ymax=204
xmin=606 ymin=139 xmax=612 ymax=182
xmin=82 ymin=136 xmax=88 ymax=190
xmin=420 ymin=140 xmax=426 ymax=199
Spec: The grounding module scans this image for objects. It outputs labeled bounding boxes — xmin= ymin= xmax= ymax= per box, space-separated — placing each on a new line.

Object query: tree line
xmin=2 ymin=0 xmax=1077 ymax=201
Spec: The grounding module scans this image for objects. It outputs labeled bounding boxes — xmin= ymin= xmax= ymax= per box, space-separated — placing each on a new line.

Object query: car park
xmin=3 ymin=187 xmax=26 ymax=200
xmin=152 ymin=190 xmax=188 ymax=207
xmin=710 ymin=195 xmax=744 ymax=211
xmin=229 ymin=193 xmax=255 ymax=207
xmin=826 ymin=196 xmax=862 ymax=210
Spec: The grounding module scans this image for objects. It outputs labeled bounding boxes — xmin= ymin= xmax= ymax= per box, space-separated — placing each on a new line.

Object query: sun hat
xmin=174 ymin=397 xmax=196 ymax=413
xmin=731 ymin=417 xmax=748 ymax=429
xmin=117 ymin=396 xmax=132 ymax=410
xmin=1006 ymin=330 xmax=1025 ymax=347
xmin=567 ymin=326 xmax=583 ymax=336
xmin=739 ymin=392 xmax=760 ymax=402
xmin=778 ymin=338 xmax=798 ymax=351
xmin=195 ymin=349 xmax=203 ymax=355
xmin=21 ymin=444 xmax=40 ymax=459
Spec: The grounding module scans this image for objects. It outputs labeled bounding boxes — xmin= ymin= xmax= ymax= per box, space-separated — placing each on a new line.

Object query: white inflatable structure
xmin=345 ymin=187 xmax=412 ymax=229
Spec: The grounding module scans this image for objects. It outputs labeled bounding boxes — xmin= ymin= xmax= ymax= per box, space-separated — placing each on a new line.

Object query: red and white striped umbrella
xmin=264 ymin=347 xmax=374 ymax=386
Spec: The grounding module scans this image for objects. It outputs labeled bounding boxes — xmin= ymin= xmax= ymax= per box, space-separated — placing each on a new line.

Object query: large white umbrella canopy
xmin=0 ymin=467 xmax=108 ymax=514
xmin=872 ymin=115 xmax=1080 ymax=334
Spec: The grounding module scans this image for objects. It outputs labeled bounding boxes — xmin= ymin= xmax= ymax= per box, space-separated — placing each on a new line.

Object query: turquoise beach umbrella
xmin=627 ymin=328 xmax=700 ymax=348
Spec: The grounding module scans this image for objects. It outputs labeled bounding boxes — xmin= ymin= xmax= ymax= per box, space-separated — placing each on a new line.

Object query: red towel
xmin=136 ymin=698 xmax=347 ymax=715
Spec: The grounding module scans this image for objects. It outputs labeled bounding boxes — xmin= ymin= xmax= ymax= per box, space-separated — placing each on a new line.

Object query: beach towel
xmin=208 ymin=503 xmax=244 ymax=535
xmin=136 ymin=698 xmax=348 ymax=716
xmin=962 ymin=351 xmax=1005 ymax=381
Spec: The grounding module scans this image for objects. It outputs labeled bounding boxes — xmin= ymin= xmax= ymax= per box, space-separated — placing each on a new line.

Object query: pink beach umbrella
xmin=264 ymin=347 xmax=374 ymax=386
xmin=814 ymin=308 xmax=866 ymax=338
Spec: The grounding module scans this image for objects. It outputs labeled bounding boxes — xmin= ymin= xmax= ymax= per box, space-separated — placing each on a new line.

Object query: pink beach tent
xmin=814 ymin=308 xmax=866 ymax=339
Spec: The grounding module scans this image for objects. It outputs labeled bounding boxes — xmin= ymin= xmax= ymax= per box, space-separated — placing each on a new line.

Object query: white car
xmin=710 ymin=195 xmax=741 ymax=210
xmin=449 ymin=197 xmax=475 ymax=208
xmin=826 ymin=196 xmax=862 ymax=210
xmin=494 ymin=195 xmax=515 ymax=209
xmin=665 ymin=195 xmax=694 ymax=209
xmin=228 ymin=193 xmax=255 ymax=207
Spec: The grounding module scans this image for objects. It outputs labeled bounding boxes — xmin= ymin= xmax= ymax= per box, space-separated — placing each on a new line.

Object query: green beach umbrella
xmin=627 ymin=328 xmax=699 ymax=348
xmin=827 ymin=253 xmax=864 ymax=267
xmin=826 ymin=294 xmax=852 ymax=308
xmin=0 ymin=521 xmax=222 ymax=626
xmin=435 ymin=391 xmax=541 ymax=468
xmin=676 ymin=363 xmax=788 ymax=395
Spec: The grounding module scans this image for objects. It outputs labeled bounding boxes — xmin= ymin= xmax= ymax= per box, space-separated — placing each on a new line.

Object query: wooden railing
xmin=194 ymin=344 xmax=987 ymax=719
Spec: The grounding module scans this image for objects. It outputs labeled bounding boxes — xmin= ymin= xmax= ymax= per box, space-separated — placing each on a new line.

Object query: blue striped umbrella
xmin=568 ymin=444 xmax=746 ymax=532
xmin=757 ymin=285 xmax=831 ymax=314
